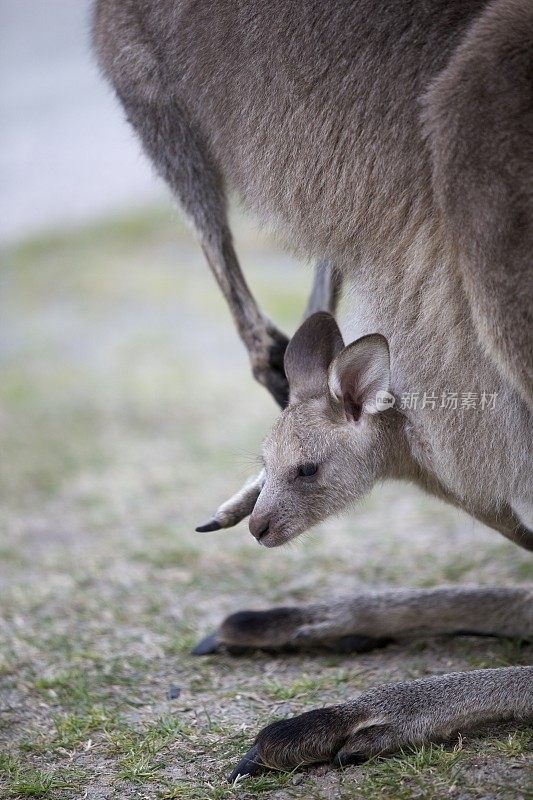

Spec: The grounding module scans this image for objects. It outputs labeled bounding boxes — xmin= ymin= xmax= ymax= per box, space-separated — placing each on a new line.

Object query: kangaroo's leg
xmin=229 ymin=665 xmax=533 ymax=779
xmin=424 ymin=0 xmax=533 ymax=408
xmin=193 ymin=585 xmax=532 ymax=654
xmin=195 ymin=259 xmax=343 ymax=533
xmin=118 ymin=97 xmax=291 ymax=407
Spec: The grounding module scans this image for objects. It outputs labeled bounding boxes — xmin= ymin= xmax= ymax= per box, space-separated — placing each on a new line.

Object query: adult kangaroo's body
xmin=93 ymin=0 xmax=533 ymax=778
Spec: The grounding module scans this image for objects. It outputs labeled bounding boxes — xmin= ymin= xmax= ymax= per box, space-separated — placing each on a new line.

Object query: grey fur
xmin=92 ymin=0 xmax=533 ymax=776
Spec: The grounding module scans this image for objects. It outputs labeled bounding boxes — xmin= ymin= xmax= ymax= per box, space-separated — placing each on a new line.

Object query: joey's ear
xmin=328 ymin=334 xmax=390 ymax=420
xmin=284 ymin=312 xmax=345 ymax=402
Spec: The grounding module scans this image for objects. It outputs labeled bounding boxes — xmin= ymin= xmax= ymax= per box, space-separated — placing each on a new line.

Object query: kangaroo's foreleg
xmin=194 ymin=585 xmax=532 ymax=654
xmin=229 ymin=666 xmax=533 ymax=778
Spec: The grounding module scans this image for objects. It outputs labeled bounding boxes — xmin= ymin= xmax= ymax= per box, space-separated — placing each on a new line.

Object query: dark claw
xmin=195 ymin=518 xmax=222 ymax=532
xmin=191 ymin=632 xmax=258 ymax=657
xmin=191 ymin=632 xmax=220 ymax=655
xmin=228 ymin=745 xmax=264 ymax=782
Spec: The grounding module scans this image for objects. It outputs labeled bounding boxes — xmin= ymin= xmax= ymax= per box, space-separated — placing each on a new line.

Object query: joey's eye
xmin=297 ymin=462 xmax=318 ymax=478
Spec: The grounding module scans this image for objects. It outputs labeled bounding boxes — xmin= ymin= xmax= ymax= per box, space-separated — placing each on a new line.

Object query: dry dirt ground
xmin=0 ymin=208 xmax=532 ymax=799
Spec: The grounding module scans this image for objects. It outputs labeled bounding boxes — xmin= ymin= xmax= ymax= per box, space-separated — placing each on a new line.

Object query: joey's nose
xmin=249 ymin=514 xmax=270 ymax=541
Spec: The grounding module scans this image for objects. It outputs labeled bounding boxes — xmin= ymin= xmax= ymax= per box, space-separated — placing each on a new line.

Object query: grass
xmin=338 ymin=736 xmax=533 ymax=800
xmin=107 ymin=715 xmax=194 ymax=782
xmin=52 ymin=706 xmax=117 ymax=749
xmin=0 ymin=755 xmax=88 ymax=799
xmin=489 ymin=728 xmax=533 ymax=758
xmin=262 ymin=669 xmax=359 ymax=703
xmin=1 ymin=206 xmax=531 ymax=799
xmin=342 ymin=742 xmax=465 ymax=800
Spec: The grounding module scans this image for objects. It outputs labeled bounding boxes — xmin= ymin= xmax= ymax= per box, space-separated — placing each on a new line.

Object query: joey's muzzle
xmin=249 ymin=511 xmax=271 ymax=542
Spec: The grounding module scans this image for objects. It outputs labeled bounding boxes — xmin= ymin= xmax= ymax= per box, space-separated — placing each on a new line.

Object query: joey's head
xmin=249 ymin=312 xmax=401 ymax=547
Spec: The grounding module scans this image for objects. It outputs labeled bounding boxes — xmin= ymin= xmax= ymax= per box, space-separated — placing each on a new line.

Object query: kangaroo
xmin=208 ymin=311 xmax=533 ymax=777
xmin=92 ymin=0 xmax=533 ymax=779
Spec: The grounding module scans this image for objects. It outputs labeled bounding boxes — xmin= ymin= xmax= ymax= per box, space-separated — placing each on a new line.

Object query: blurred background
xmin=1 ymin=3 xmax=531 ymax=798
xmin=0 ymin=0 xmax=166 ymax=241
